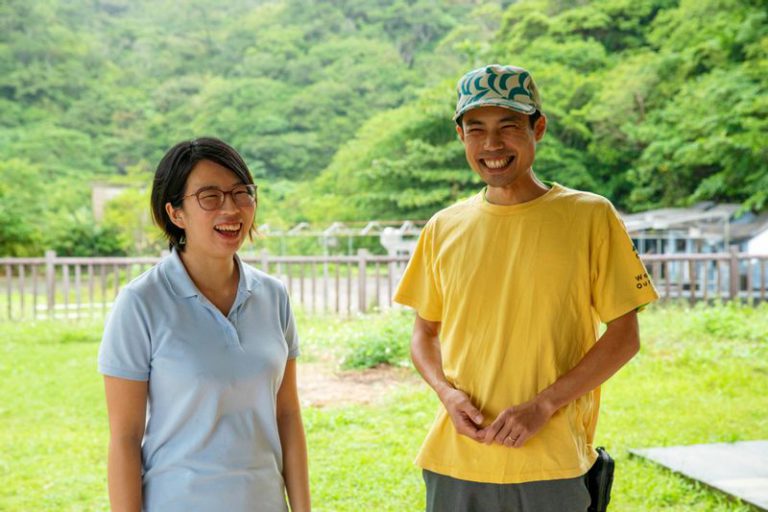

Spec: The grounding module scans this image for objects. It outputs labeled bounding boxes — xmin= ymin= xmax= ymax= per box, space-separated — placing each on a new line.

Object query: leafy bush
xmin=340 ymin=310 xmax=413 ymax=369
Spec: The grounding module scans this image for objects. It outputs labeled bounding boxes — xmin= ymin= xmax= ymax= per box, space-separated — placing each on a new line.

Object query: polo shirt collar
xmin=163 ymin=248 xmax=254 ymax=299
xmin=233 ymin=252 xmax=255 ymax=300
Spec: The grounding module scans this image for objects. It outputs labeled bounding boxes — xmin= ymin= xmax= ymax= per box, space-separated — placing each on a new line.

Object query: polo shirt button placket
xmin=197 ymin=296 xmax=241 ymax=350
xmin=224 ymin=325 xmax=240 ymax=349
xmin=225 ymin=314 xmax=243 ymax=349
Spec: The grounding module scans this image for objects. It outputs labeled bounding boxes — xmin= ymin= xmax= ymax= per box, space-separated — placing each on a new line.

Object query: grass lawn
xmin=1 ymin=303 xmax=766 ymax=511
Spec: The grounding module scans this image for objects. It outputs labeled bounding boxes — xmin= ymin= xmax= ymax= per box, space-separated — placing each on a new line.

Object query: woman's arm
xmin=276 ymin=358 xmax=310 ymax=512
xmin=104 ymin=376 xmax=147 ymax=512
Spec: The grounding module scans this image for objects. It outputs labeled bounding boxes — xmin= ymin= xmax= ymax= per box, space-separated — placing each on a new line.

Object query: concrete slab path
xmin=630 ymin=440 xmax=768 ymax=510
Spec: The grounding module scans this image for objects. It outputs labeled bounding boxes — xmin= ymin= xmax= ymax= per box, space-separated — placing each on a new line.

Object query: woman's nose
xmin=219 ymin=192 xmax=239 ymax=211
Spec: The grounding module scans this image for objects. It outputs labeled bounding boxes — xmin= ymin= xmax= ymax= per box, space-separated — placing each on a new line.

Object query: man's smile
xmin=480 ymin=155 xmax=515 ymax=171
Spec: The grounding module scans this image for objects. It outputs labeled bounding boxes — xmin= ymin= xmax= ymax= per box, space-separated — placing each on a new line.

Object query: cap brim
xmin=453 ymin=99 xmax=538 ymax=121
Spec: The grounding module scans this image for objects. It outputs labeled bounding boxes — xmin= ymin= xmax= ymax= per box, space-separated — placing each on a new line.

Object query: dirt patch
xmin=297 ymin=362 xmax=421 ymax=408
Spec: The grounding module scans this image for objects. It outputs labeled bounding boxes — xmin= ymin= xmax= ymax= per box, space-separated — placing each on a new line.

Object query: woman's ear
xmin=165 ymin=202 xmax=185 ymax=229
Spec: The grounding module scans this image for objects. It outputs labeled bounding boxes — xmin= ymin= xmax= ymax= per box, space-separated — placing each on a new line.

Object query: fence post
xmin=357 ymin=249 xmax=369 ymax=313
xmin=5 ymin=264 xmax=11 ymax=320
xmin=45 ymin=250 xmax=56 ymax=318
xmin=260 ymin=249 xmax=269 ymax=272
xmin=729 ymin=245 xmax=739 ymax=301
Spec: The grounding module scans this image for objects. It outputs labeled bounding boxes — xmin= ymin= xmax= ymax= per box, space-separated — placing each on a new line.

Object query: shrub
xmin=340 ymin=310 xmax=413 ymax=369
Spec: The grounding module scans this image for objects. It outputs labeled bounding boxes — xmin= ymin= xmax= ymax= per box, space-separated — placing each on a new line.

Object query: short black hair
xmin=456 ymin=109 xmax=542 ymax=129
xmin=528 ymin=110 xmax=542 ymax=129
xmin=151 ymin=137 xmax=257 ymax=251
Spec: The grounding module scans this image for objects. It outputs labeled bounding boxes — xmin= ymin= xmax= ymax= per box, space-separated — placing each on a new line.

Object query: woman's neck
xmin=178 ymin=249 xmax=239 ymax=312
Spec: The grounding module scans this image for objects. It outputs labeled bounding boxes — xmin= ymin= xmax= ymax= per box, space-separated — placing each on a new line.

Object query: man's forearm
xmin=537 ymin=311 xmax=640 ymax=414
xmin=410 ymin=318 xmax=453 ymax=399
xmin=411 ymin=314 xmax=486 ymax=438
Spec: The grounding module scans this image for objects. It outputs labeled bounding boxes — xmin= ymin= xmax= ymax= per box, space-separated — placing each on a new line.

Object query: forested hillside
xmin=0 ymin=0 xmax=489 ymax=254
xmin=311 ymin=0 xmax=767 ymax=222
xmin=1 ymin=0 xmax=765 ymax=255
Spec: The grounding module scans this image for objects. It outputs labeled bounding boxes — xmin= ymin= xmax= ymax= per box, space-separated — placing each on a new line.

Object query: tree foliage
xmin=0 ymin=0 xmax=481 ymax=255
xmin=318 ymin=0 xmax=766 ymax=222
xmin=1 ymin=0 xmax=765 ymax=256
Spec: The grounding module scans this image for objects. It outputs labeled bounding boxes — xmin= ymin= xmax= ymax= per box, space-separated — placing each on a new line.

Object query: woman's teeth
xmin=214 ymin=223 xmax=241 ymax=233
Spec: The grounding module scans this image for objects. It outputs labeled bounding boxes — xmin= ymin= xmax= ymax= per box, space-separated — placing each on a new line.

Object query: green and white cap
xmin=454 ymin=64 xmax=542 ymax=123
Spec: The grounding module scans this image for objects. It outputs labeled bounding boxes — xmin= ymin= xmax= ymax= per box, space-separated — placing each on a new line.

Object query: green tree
xmin=0 ymin=159 xmax=43 ymax=255
xmin=46 ymin=207 xmax=126 ymax=256
xmin=307 ymin=84 xmax=476 ymax=222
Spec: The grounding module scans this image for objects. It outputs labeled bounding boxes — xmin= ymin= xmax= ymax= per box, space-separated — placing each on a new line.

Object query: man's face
xmin=457 ymin=106 xmax=546 ymax=188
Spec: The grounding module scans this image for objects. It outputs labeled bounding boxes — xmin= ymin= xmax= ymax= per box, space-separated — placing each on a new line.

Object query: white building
xmin=622 ymin=202 xmax=768 ymax=255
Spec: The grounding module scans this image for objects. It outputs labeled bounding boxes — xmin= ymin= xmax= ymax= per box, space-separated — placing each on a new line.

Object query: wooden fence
xmin=644 ymin=248 xmax=768 ymax=304
xmin=0 ymin=250 xmax=410 ymax=321
xmin=1 ymin=249 xmax=767 ymax=321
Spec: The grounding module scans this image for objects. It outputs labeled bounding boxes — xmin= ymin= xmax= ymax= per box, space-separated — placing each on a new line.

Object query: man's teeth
xmin=215 ymin=223 xmax=241 ymax=232
xmin=484 ymin=157 xmax=511 ymax=169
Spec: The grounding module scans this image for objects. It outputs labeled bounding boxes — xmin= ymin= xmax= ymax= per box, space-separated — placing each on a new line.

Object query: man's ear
xmin=456 ymin=123 xmax=465 ymax=143
xmin=534 ymin=114 xmax=547 ymax=142
xmin=165 ymin=202 xmax=185 ymax=229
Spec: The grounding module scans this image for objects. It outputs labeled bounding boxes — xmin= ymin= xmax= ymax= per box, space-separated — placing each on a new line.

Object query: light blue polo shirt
xmin=98 ymin=249 xmax=299 ymax=512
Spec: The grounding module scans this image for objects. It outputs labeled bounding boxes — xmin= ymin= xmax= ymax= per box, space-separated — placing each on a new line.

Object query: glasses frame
xmin=182 ymin=184 xmax=258 ymax=211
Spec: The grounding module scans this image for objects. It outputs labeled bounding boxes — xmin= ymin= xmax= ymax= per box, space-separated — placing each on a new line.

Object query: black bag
xmin=586 ymin=446 xmax=615 ymax=512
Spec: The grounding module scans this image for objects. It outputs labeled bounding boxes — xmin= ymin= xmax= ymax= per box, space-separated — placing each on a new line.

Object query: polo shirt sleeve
xmin=280 ymin=283 xmax=300 ymax=359
xmin=393 ymin=219 xmax=443 ymax=322
xmin=590 ymin=201 xmax=659 ymax=323
xmin=98 ymin=288 xmax=152 ymax=381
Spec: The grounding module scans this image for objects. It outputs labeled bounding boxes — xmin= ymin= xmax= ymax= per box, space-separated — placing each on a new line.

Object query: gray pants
xmin=423 ymin=470 xmax=590 ymax=512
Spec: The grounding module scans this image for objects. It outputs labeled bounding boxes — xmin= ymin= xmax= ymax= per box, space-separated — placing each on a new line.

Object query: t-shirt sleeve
xmin=98 ymin=288 xmax=152 ymax=381
xmin=393 ymin=219 xmax=443 ymax=322
xmin=591 ymin=202 xmax=659 ymax=323
xmin=280 ymin=283 xmax=300 ymax=359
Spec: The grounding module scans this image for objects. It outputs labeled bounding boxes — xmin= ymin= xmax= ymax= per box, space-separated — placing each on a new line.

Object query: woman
xmin=99 ymin=137 xmax=310 ymax=512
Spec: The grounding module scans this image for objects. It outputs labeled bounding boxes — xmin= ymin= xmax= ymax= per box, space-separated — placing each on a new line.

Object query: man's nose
xmin=483 ymin=131 xmax=504 ymax=150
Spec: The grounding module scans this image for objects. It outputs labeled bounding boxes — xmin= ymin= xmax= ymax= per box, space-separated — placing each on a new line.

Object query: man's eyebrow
xmin=464 ymin=116 xmax=524 ymax=126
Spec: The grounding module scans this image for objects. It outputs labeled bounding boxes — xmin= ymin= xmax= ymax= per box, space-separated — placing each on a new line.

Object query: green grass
xmin=599 ymin=302 xmax=767 ymax=511
xmin=1 ymin=303 xmax=766 ymax=511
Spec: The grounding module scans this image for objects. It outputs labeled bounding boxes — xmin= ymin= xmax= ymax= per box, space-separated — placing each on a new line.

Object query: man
xmin=393 ymin=64 xmax=658 ymax=512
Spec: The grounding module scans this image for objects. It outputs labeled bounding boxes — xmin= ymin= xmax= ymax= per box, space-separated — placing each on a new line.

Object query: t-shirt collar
xmin=482 ymin=180 xmax=557 ymax=204
xmin=478 ymin=182 xmax=560 ymax=215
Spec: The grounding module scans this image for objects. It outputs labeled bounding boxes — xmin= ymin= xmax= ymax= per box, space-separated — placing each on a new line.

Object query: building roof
xmin=621 ymin=202 xmax=768 ymax=244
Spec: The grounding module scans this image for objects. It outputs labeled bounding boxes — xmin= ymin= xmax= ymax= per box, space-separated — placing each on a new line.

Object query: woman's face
xmin=165 ymin=159 xmax=255 ymax=260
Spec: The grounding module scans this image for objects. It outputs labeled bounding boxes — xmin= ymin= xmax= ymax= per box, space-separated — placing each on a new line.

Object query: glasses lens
xmin=232 ymin=185 xmax=257 ymax=207
xmin=197 ymin=189 xmax=224 ymax=210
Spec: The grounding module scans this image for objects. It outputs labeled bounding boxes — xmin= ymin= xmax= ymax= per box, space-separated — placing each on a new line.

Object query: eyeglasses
xmin=182 ymin=184 xmax=257 ymax=211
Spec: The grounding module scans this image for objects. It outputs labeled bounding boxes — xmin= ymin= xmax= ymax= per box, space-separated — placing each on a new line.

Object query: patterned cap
xmin=454 ymin=64 xmax=542 ymax=122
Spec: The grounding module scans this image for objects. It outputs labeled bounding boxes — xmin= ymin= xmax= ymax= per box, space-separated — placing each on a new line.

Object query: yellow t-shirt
xmin=394 ymin=183 xmax=658 ymax=484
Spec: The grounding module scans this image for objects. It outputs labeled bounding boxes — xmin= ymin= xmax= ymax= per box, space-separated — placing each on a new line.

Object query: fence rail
xmin=643 ymin=248 xmax=768 ymax=304
xmin=0 ymin=250 xmax=411 ymax=321
xmin=1 ymin=249 xmax=767 ymax=321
